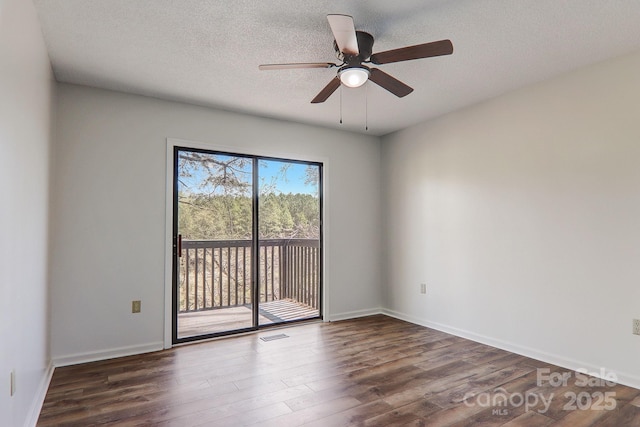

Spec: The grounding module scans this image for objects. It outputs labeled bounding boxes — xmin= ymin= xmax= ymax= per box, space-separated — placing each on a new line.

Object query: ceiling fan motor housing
xmin=334 ymin=31 xmax=374 ymax=63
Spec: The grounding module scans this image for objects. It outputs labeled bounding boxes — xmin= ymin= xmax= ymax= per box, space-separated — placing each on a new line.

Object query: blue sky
xmin=259 ymin=159 xmax=317 ymax=195
xmin=178 ymin=151 xmax=318 ymax=196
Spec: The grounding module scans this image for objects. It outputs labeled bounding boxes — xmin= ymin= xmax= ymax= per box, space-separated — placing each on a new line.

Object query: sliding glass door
xmin=172 ymin=147 xmax=322 ymax=343
xmin=257 ymin=159 xmax=321 ymax=326
xmin=174 ymin=150 xmax=254 ymax=339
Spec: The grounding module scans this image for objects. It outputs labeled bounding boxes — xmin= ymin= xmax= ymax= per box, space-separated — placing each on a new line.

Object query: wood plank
xmin=37 ymin=315 xmax=640 ymax=426
xmin=177 ymin=299 xmax=318 ymax=338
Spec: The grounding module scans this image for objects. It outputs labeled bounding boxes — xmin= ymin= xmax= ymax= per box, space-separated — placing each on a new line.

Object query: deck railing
xmin=179 ymin=239 xmax=320 ymax=313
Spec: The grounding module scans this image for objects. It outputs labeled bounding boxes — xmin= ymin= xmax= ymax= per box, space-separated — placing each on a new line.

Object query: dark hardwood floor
xmin=37 ymin=315 xmax=640 ymax=426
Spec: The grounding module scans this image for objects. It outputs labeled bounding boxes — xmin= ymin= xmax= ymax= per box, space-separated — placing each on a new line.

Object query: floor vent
xmin=260 ymin=333 xmax=289 ymax=342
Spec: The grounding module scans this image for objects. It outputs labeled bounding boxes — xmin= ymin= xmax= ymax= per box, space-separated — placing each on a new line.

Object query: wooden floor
xmin=38 ymin=315 xmax=640 ymax=426
xmin=178 ymin=299 xmax=319 ymax=338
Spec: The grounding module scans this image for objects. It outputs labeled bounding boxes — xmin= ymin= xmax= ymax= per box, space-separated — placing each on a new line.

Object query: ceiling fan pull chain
xmin=339 ymin=85 xmax=343 ymax=124
xmin=365 ymin=83 xmax=368 ymax=131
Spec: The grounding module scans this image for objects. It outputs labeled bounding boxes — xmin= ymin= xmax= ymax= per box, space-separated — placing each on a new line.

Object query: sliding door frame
xmin=164 ymin=138 xmax=327 ymax=348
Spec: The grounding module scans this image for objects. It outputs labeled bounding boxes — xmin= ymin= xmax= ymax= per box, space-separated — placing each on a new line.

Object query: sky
xmin=178 ymin=151 xmax=319 ymax=196
xmin=259 ymin=159 xmax=317 ymax=195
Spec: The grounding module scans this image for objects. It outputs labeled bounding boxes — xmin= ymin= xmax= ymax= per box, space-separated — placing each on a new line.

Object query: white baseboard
xmin=328 ymin=307 xmax=383 ymax=322
xmin=25 ymin=361 xmax=54 ymax=427
xmin=53 ymin=342 xmax=164 ymax=367
xmin=381 ymin=308 xmax=640 ymax=391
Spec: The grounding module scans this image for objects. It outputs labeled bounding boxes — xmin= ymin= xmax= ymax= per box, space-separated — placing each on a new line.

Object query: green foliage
xmin=179 ymin=192 xmax=319 ymax=240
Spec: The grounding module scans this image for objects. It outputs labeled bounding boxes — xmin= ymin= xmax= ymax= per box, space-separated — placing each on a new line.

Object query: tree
xmin=178 ymin=152 xmax=320 ymax=240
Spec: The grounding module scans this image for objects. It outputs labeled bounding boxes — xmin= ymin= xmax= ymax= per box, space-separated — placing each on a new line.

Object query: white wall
xmin=382 ymin=50 xmax=640 ymax=388
xmin=50 ymin=84 xmax=383 ymax=363
xmin=0 ymin=0 xmax=55 ymax=425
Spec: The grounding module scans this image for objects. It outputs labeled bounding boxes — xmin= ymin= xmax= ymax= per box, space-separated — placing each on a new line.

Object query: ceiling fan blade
xmin=368 ymin=68 xmax=413 ymax=98
xmin=259 ymin=62 xmax=336 ymax=71
xmin=327 ymin=14 xmax=359 ymax=56
xmin=370 ymin=39 xmax=453 ymax=65
xmin=311 ymin=77 xmax=341 ymax=104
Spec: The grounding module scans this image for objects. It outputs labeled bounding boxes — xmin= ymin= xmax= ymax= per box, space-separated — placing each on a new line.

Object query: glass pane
xmin=258 ymin=159 xmax=321 ymax=325
xmin=176 ymin=150 xmax=254 ymax=338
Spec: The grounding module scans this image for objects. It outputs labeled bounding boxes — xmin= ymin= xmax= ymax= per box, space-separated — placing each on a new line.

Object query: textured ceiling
xmin=34 ymin=0 xmax=640 ymax=136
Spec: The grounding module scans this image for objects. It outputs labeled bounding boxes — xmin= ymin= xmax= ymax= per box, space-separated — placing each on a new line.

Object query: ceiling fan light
xmin=339 ymin=67 xmax=370 ymax=88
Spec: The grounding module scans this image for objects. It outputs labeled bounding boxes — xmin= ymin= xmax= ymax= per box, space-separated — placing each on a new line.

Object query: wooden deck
xmin=178 ymin=299 xmax=319 ymax=338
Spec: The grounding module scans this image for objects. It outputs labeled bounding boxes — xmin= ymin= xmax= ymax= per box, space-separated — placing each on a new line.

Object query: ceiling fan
xmin=259 ymin=14 xmax=453 ymax=104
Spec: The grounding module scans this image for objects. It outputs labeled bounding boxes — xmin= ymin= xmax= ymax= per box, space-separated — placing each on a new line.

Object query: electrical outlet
xmin=10 ymin=369 xmax=15 ymax=396
xmin=633 ymin=319 xmax=640 ymax=336
xmin=132 ymin=300 xmax=141 ymax=313
xmin=420 ymin=283 xmax=427 ymax=294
